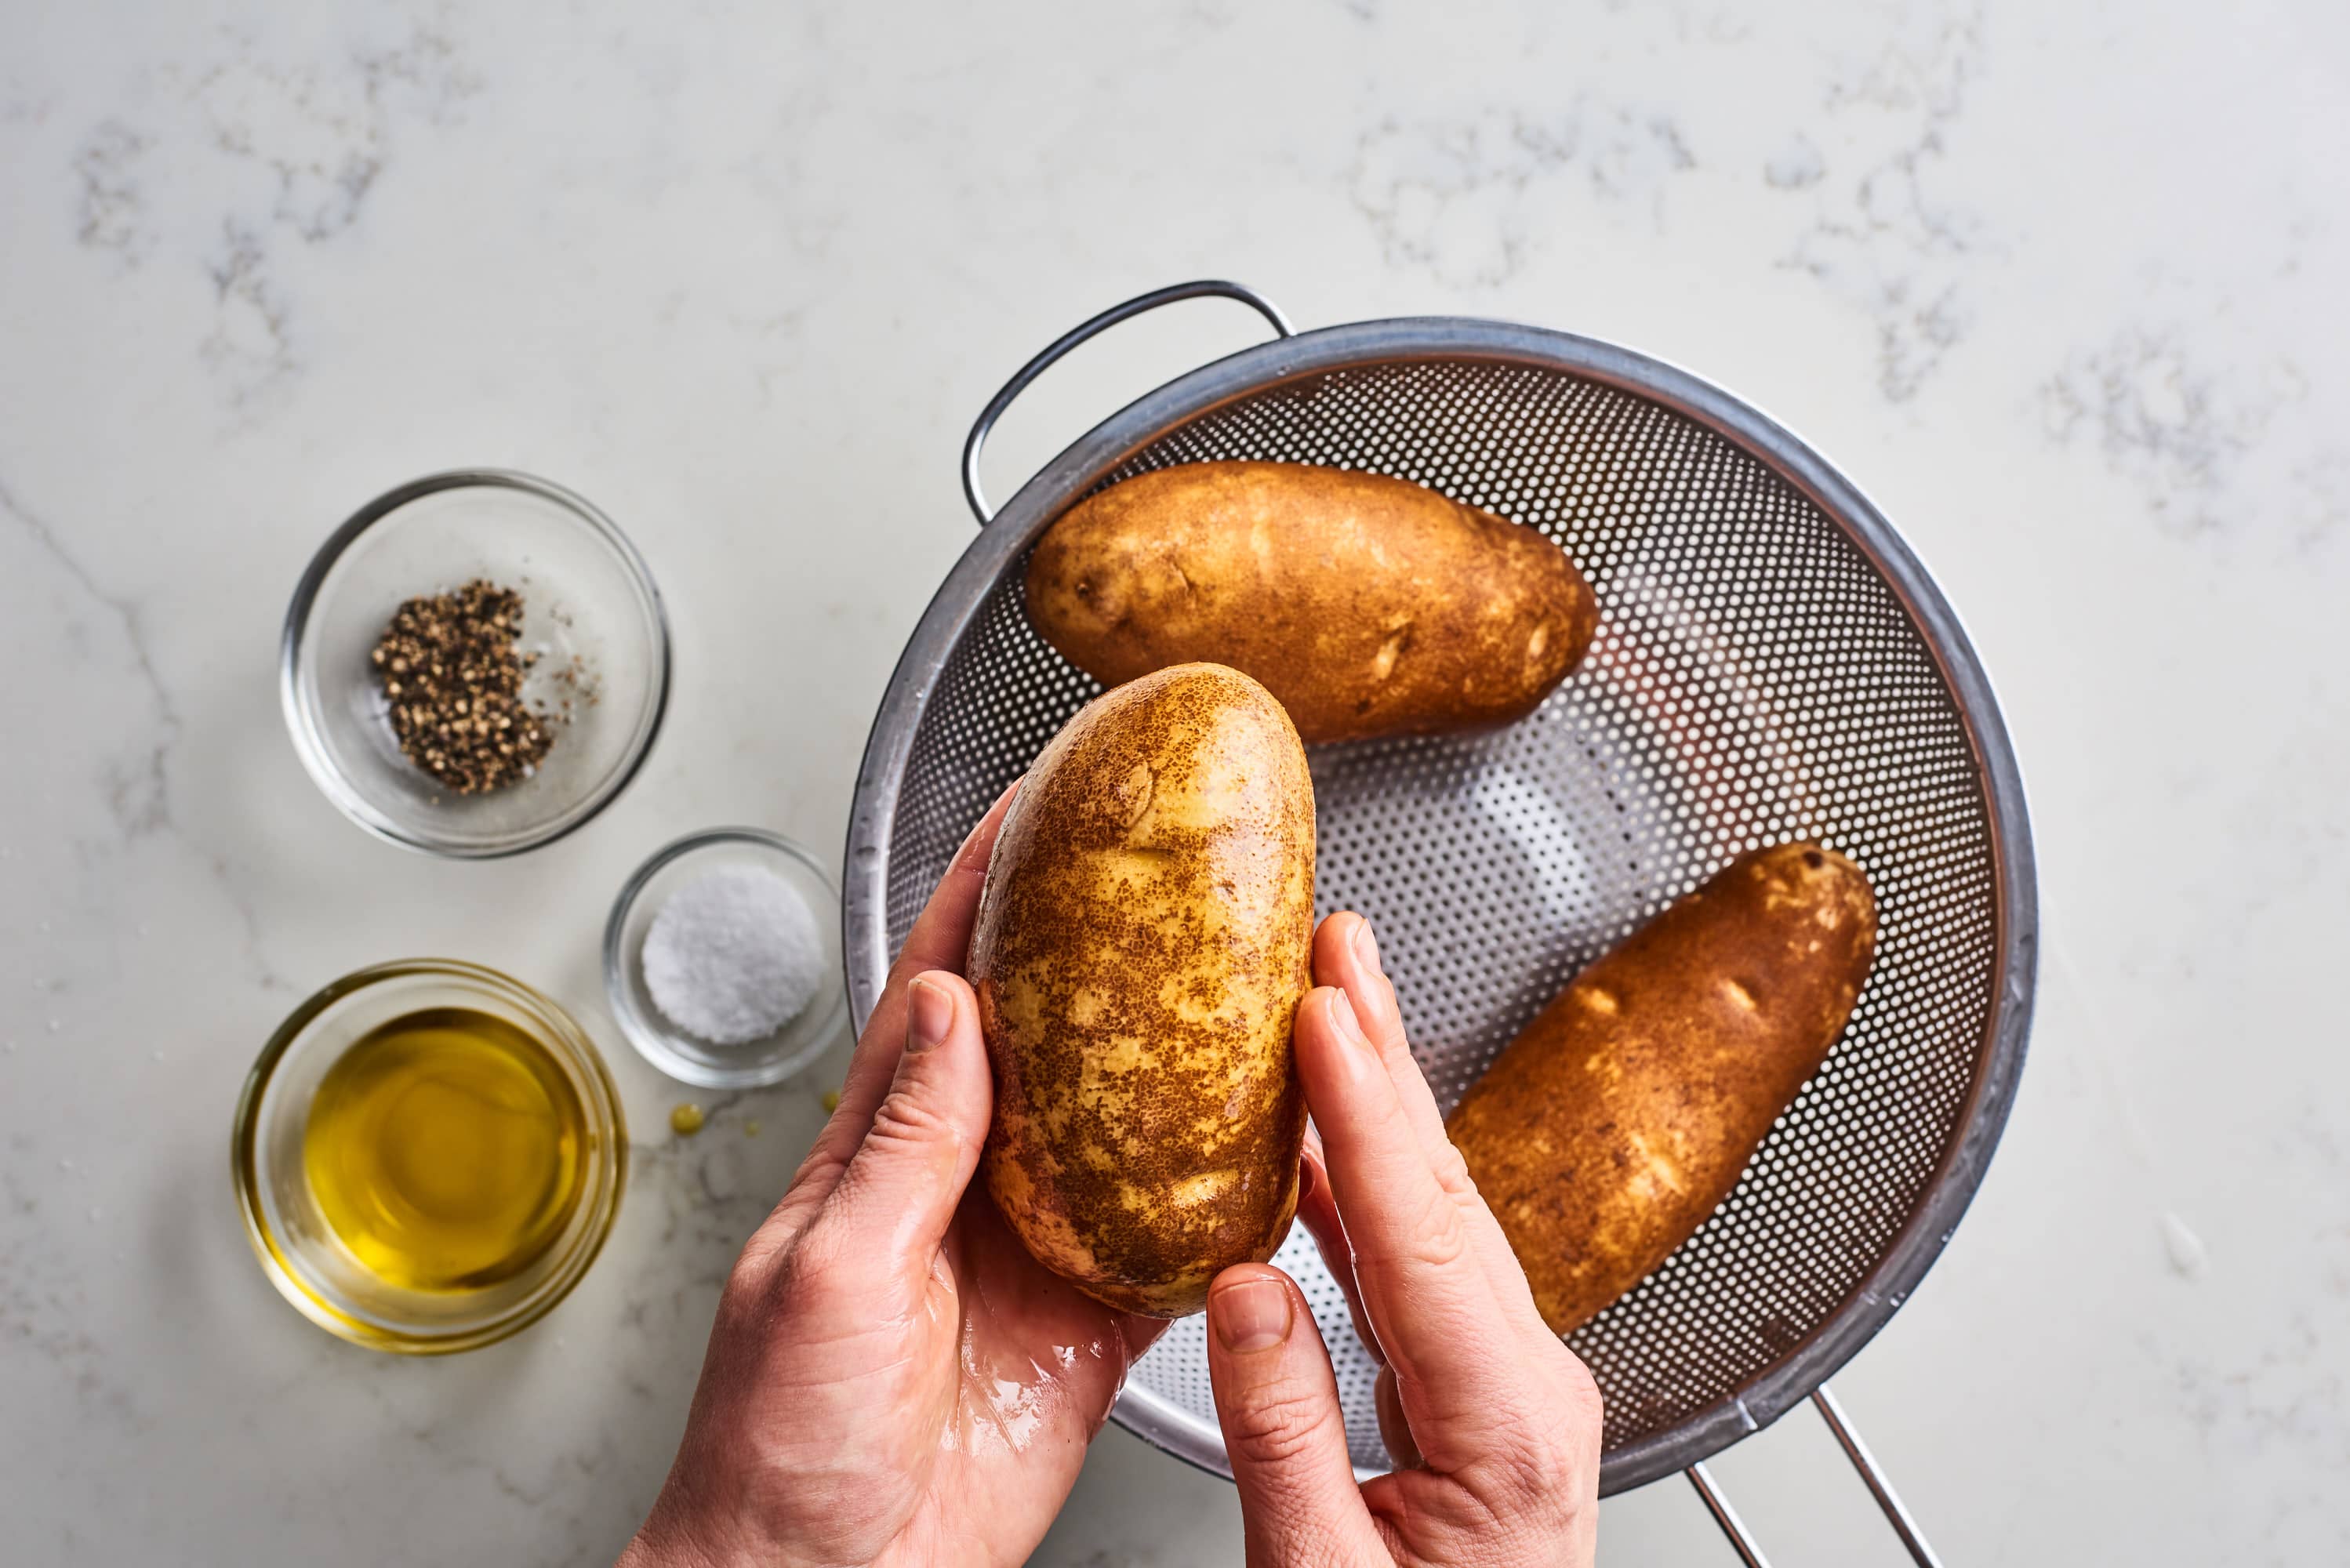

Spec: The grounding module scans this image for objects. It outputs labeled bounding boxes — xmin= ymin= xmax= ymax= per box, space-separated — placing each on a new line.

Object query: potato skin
xmin=1026 ymin=461 xmax=1597 ymax=744
xmin=1447 ymin=844 xmax=1878 ymax=1336
xmin=968 ymin=662 xmax=1314 ymax=1316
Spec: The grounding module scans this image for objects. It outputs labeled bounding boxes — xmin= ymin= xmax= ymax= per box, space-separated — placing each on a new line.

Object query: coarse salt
xmin=641 ymin=865 xmax=824 ymax=1044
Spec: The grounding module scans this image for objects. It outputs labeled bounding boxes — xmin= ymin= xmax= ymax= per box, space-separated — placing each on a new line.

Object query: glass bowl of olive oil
xmin=233 ymin=960 xmax=627 ymax=1353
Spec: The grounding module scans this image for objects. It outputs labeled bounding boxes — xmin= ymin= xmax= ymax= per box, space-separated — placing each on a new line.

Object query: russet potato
xmin=1447 ymin=843 xmax=1878 ymax=1335
xmin=968 ymin=662 xmax=1315 ymax=1316
xmin=1026 ymin=460 xmax=1597 ymax=744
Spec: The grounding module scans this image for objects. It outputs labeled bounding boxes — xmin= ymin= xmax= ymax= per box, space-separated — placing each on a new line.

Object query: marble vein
xmin=2040 ymin=325 xmax=2341 ymax=546
xmin=0 ymin=477 xmax=177 ymax=839
xmin=62 ymin=18 xmax=480 ymax=411
xmin=1774 ymin=0 xmax=1985 ymax=401
xmin=1347 ymin=103 xmax=1697 ymax=288
xmin=71 ymin=118 xmax=151 ymax=263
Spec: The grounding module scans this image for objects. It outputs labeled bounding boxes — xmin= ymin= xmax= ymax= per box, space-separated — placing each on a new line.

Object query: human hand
xmin=619 ymin=784 xmax=1164 ymax=1568
xmin=1207 ymin=912 xmax=1604 ymax=1567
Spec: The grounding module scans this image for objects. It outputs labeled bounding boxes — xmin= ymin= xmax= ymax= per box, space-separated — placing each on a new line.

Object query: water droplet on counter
xmin=2160 ymin=1212 xmax=2207 ymax=1279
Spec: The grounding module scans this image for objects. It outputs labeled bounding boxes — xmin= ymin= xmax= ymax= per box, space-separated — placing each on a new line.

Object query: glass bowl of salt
xmin=603 ymin=828 xmax=848 ymax=1088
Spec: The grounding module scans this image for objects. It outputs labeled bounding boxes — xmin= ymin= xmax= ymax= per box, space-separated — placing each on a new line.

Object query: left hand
xmin=619 ymin=783 xmax=1164 ymax=1568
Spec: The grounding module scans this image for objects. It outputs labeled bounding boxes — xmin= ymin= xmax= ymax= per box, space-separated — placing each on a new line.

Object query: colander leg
xmin=1684 ymin=1386 xmax=1942 ymax=1567
xmin=1812 ymin=1383 xmax=1944 ymax=1568
xmin=1687 ymin=1462 xmax=1774 ymax=1568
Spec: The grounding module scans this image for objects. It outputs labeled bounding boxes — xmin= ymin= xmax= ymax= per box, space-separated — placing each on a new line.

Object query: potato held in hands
xmin=969 ymin=662 xmax=1315 ymax=1316
xmin=1448 ymin=844 xmax=1878 ymax=1335
xmin=1026 ymin=460 xmax=1598 ymax=744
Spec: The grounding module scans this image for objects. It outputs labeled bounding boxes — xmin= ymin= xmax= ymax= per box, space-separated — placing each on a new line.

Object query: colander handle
xmin=1688 ymin=1385 xmax=1944 ymax=1567
xmin=961 ymin=278 xmax=1295 ymax=524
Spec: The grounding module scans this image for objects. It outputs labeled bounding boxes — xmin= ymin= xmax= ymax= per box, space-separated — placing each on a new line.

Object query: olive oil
xmin=303 ymin=1007 xmax=589 ymax=1292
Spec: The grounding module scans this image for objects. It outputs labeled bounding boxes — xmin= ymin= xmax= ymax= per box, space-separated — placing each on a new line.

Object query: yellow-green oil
xmin=303 ymin=1007 xmax=587 ymax=1292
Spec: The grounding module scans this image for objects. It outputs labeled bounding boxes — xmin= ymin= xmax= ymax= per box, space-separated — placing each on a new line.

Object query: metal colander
xmin=844 ymin=283 xmax=2034 ymax=1558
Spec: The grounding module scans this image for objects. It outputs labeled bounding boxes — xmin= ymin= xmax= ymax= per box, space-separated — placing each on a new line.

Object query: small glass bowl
xmin=280 ymin=470 xmax=671 ymax=858
xmin=605 ymin=829 xmax=850 ymax=1089
xmin=231 ymin=960 xmax=627 ymax=1355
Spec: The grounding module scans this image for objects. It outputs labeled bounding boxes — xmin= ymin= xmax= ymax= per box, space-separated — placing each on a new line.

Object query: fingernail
xmin=1346 ymin=920 xmax=1393 ymax=1036
xmin=1211 ymin=1276 xmax=1293 ymax=1353
xmin=1329 ymin=988 xmax=1372 ymax=1051
xmin=906 ymin=976 xmax=954 ymax=1054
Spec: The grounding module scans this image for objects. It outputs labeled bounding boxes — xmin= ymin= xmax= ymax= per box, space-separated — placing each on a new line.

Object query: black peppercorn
xmin=369 ymin=580 xmax=558 ymax=794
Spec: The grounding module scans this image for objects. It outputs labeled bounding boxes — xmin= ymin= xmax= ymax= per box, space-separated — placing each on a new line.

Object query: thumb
xmin=1206 ymin=1265 xmax=1386 ymax=1567
xmin=803 ymin=972 xmax=992 ymax=1290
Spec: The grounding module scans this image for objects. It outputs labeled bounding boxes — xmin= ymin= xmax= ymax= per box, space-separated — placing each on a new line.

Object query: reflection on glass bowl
xmin=279 ymin=470 xmax=670 ymax=858
xmin=605 ymin=829 xmax=850 ymax=1090
xmin=232 ymin=959 xmax=627 ymax=1354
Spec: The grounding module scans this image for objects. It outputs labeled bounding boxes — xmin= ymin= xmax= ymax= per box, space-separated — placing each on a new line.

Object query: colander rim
xmin=842 ymin=314 xmax=2037 ymax=1494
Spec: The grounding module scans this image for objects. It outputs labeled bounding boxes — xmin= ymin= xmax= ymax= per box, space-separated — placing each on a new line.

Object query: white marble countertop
xmin=4 ymin=1 xmax=2345 ymax=1562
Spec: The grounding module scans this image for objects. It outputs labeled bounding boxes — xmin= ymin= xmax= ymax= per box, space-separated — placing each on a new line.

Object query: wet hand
xmin=619 ymin=785 xmax=1163 ymax=1568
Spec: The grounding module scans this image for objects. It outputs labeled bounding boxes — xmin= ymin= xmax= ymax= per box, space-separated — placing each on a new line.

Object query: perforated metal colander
xmin=844 ymin=283 xmax=2034 ymax=1563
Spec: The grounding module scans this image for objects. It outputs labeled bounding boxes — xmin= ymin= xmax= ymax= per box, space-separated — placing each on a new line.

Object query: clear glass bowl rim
xmin=230 ymin=957 xmax=630 ymax=1355
xmin=277 ymin=467 xmax=674 ymax=859
xmin=602 ymin=826 xmax=851 ymax=1089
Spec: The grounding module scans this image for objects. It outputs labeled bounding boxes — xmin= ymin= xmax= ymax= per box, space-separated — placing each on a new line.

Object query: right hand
xmin=1206 ymin=912 xmax=1603 ymax=1566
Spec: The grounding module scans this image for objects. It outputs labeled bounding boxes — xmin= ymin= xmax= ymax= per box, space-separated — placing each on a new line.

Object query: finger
xmin=1293 ymin=985 xmax=1535 ymax=1465
xmin=778 ymin=781 xmax=1020 ymax=1223
xmin=1291 ymin=1137 xmax=1378 ymax=1366
xmin=799 ymin=973 xmax=992 ymax=1294
xmin=1314 ymin=916 xmax=1548 ymax=1321
xmin=1313 ymin=914 xmax=1450 ymax=1162
xmin=1205 ymin=1265 xmax=1385 ymax=1566
xmin=1373 ymin=1363 xmax=1422 ymax=1471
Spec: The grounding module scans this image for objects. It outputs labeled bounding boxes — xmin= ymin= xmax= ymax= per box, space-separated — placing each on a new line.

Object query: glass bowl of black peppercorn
xmin=281 ymin=470 xmax=671 ymax=858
